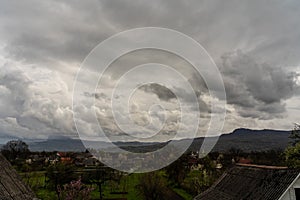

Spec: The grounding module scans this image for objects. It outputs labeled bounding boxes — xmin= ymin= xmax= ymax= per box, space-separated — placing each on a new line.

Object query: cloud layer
xmin=221 ymin=50 xmax=298 ymax=119
xmin=0 ymin=0 xmax=300 ymax=141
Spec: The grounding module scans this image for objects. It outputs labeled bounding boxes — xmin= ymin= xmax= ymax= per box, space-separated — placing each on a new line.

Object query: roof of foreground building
xmin=0 ymin=154 xmax=36 ymax=200
xmin=194 ymin=164 xmax=300 ymax=200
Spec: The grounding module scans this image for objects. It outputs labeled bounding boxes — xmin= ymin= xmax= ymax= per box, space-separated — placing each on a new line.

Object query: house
xmin=56 ymin=152 xmax=73 ymax=164
xmin=237 ymin=157 xmax=252 ymax=164
xmin=0 ymin=154 xmax=36 ymax=200
xmin=194 ymin=164 xmax=300 ymax=200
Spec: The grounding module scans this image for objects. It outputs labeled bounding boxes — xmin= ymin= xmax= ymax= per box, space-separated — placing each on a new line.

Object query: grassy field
xmin=172 ymin=188 xmax=193 ymax=200
xmin=20 ymin=171 xmax=193 ymax=200
xmin=90 ymin=173 xmax=141 ymax=200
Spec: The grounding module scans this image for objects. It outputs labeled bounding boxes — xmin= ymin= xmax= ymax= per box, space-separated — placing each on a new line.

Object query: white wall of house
xmin=280 ymin=175 xmax=300 ymax=200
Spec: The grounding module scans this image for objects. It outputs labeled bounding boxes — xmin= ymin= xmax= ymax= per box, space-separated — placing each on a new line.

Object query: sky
xmin=0 ymin=0 xmax=300 ymax=142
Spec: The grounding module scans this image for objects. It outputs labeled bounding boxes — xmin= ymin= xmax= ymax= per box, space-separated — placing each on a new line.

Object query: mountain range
xmin=23 ymin=128 xmax=292 ymax=152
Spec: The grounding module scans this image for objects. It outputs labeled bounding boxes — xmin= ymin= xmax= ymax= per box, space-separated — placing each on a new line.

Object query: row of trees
xmin=1 ymin=140 xmax=30 ymax=161
xmin=284 ymin=123 xmax=300 ymax=168
xmin=45 ymin=164 xmax=124 ymax=200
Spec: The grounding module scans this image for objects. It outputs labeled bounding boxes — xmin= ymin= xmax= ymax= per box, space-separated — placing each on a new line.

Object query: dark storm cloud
xmin=139 ymin=82 xmax=211 ymax=114
xmin=0 ymin=0 xmax=116 ymax=65
xmin=1 ymin=0 xmax=300 ymax=68
xmin=221 ymin=50 xmax=299 ymax=119
xmin=139 ymin=83 xmax=176 ymax=101
xmin=100 ymin=0 xmax=300 ymax=67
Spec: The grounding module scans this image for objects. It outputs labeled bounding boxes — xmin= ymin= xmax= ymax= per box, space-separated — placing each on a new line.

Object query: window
xmin=295 ymin=188 xmax=300 ymax=200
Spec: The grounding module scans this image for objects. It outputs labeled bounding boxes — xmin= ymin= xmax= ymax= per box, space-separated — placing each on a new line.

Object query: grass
xmin=20 ymin=171 xmax=143 ymax=200
xmin=35 ymin=189 xmax=57 ymax=200
xmin=20 ymin=171 xmax=47 ymax=191
xmin=20 ymin=170 xmax=192 ymax=200
xmin=97 ymin=173 xmax=141 ymax=200
xmin=172 ymin=188 xmax=193 ymax=200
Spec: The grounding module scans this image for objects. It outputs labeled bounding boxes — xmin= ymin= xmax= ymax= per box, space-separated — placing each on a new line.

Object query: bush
xmin=58 ymin=178 xmax=94 ymax=200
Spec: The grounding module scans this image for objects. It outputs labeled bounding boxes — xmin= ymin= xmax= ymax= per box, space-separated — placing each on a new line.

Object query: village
xmin=2 ymin=136 xmax=300 ymax=200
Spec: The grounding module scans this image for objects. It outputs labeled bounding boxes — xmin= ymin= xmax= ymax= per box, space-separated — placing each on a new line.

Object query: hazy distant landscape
xmin=15 ymin=128 xmax=290 ymax=152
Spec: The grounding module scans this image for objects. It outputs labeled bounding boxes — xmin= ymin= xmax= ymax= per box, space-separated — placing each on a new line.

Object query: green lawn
xmin=20 ymin=171 xmax=143 ymax=200
xmin=20 ymin=170 xmax=192 ymax=200
xmin=92 ymin=174 xmax=141 ymax=200
xmin=35 ymin=189 xmax=57 ymax=200
xmin=172 ymin=188 xmax=193 ymax=200
xmin=20 ymin=171 xmax=47 ymax=191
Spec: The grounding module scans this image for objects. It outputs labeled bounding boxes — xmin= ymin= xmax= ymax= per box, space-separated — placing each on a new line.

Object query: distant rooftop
xmin=236 ymin=163 xmax=289 ymax=169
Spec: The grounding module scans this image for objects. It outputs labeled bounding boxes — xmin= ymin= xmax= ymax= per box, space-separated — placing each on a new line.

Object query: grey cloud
xmin=0 ymin=64 xmax=32 ymax=115
xmin=0 ymin=0 xmax=116 ymax=65
xmin=139 ymin=83 xmax=176 ymax=101
xmin=2 ymin=0 xmax=300 ymax=69
xmin=138 ymin=82 xmax=210 ymax=114
xmin=83 ymin=92 xmax=110 ymax=101
xmin=100 ymin=0 xmax=300 ymax=67
xmin=221 ymin=50 xmax=298 ymax=119
xmin=0 ymin=62 xmax=76 ymax=138
xmin=1 ymin=0 xmax=300 ymax=140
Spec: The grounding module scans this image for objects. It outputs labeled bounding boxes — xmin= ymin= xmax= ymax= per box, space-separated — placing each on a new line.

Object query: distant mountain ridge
xmin=25 ymin=128 xmax=292 ymax=152
xmin=188 ymin=128 xmax=291 ymax=153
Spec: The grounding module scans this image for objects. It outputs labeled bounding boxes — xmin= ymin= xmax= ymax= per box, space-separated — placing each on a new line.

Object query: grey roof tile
xmin=194 ymin=164 xmax=300 ymax=200
xmin=0 ymin=154 xmax=35 ymax=200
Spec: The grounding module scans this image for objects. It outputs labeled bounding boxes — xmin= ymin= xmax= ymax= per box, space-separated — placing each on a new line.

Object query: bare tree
xmin=1 ymin=140 xmax=30 ymax=160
